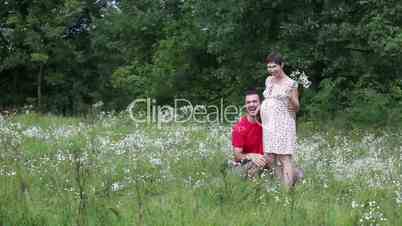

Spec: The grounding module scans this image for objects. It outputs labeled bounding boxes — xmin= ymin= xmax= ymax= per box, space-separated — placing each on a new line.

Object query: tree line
xmin=1 ymin=0 xmax=401 ymax=126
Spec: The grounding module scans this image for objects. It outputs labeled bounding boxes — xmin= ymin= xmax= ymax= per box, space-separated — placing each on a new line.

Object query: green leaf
xmin=30 ymin=53 xmax=49 ymax=63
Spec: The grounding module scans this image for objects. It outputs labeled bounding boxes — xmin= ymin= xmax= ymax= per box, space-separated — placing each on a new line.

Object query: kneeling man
xmin=231 ymin=89 xmax=267 ymax=178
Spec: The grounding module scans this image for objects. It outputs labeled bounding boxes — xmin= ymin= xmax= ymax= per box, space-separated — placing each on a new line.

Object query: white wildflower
xmin=150 ymin=158 xmax=162 ymax=166
xmin=359 ymin=200 xmax=387 ymax=225
xmin=22 ymin=126 xmax=49 ymax=140
xmin=111 ymin=182 xmax=122 ymax=192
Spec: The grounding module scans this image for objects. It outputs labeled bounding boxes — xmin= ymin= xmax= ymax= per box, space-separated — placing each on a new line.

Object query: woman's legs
xmin=277 ymin=154 xmax=294 ymax=188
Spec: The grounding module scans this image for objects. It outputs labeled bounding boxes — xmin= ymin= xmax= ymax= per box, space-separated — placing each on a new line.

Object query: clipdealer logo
xmin=127 ymin=98 xmax=246 ymax=127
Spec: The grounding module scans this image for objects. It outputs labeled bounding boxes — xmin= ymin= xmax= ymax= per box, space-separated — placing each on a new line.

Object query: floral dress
xmin=261 ymin=76 xmax=298 ymax=155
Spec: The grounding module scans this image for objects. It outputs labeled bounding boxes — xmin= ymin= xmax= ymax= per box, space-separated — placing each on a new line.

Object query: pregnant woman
xmin=261 ymin=52 xmax=300 ymax=188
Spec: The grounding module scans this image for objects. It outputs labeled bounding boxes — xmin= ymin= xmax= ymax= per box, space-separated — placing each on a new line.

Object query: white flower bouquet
xmin=289 ymin=70 xmax=312 ymax=88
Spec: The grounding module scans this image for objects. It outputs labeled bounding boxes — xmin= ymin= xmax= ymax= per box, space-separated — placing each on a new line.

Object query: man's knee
xmin=264 ymin=154 xmax=275 ymax=169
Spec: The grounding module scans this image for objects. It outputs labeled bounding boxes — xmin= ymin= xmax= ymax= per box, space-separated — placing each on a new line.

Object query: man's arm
xmin=233 ymin=147 xmax=266 ymax=167
xmin=233 ymin=147 xmax=248 ymax=162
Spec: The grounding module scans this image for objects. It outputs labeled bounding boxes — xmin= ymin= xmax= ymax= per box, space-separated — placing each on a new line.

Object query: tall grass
xmin=0 ymin=113 xmax=401 ymax=226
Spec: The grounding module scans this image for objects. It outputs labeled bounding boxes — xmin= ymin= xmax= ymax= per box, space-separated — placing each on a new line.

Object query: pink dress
xmin=261 ymin=76 xmax=298 ymax=155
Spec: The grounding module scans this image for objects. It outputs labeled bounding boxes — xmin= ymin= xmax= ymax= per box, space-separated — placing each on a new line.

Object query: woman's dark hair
xmin=265 ymin=52 xmax=284 ymax=65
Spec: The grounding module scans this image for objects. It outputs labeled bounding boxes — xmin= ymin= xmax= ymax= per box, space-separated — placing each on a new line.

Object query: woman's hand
xmin=247 ymin=153 xmax=266 ymax=167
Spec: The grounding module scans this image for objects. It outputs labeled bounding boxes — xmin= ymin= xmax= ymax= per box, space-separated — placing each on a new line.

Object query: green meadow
xmin=1 ymin=113 xmax=401 ymax=226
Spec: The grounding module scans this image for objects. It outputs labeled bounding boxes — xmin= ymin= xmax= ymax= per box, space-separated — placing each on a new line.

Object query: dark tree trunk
xmin=37 ymin=64 xmax=43 ymax=111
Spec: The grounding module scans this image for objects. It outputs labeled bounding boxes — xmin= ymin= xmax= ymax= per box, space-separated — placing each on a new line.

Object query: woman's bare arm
xmin=288 ymin=88 xmax=300 ymax=112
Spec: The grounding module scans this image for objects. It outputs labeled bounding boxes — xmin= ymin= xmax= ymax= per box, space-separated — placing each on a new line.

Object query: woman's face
xmin=267 ymin=62 xmax=283 ymax=77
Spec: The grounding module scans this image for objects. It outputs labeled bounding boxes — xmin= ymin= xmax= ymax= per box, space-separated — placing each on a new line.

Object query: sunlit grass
xmin=0 ymin=113 xmax=401 ymax=226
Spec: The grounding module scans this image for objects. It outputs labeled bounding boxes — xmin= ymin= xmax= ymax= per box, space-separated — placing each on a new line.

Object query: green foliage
xmin=110 ymin=64 xmax=149 ymax=108
xmin=30 ymin=53 xmax=49 ymax=63
xmin=304 ymin=77 xmax=345 ymax=120
xmin=347 ymin=88 xmax=390 ymax=127
xmin=1 ymin=0 xmax=402 ymax=125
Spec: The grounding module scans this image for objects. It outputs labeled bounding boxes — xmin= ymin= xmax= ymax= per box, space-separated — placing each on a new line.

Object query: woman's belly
xmin=261 ymin=98 xmax=295 ymax=121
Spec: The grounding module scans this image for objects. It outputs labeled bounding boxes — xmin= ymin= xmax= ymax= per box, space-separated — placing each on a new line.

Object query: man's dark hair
xmin=245 ymin=89 xmax=260 ymax=97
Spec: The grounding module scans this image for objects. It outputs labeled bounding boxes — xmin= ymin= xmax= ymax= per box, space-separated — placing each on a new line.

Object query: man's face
xmin=245 ymin=94 xmax=260 ymax=117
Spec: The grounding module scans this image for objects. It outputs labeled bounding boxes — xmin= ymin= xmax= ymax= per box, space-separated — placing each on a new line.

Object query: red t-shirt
xmin=232 ymin=116 xmax=263 ymax=155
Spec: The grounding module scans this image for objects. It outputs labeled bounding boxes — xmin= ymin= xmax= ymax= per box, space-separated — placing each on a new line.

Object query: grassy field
xmin=0 ymin=113 xmax=401 ymax=226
